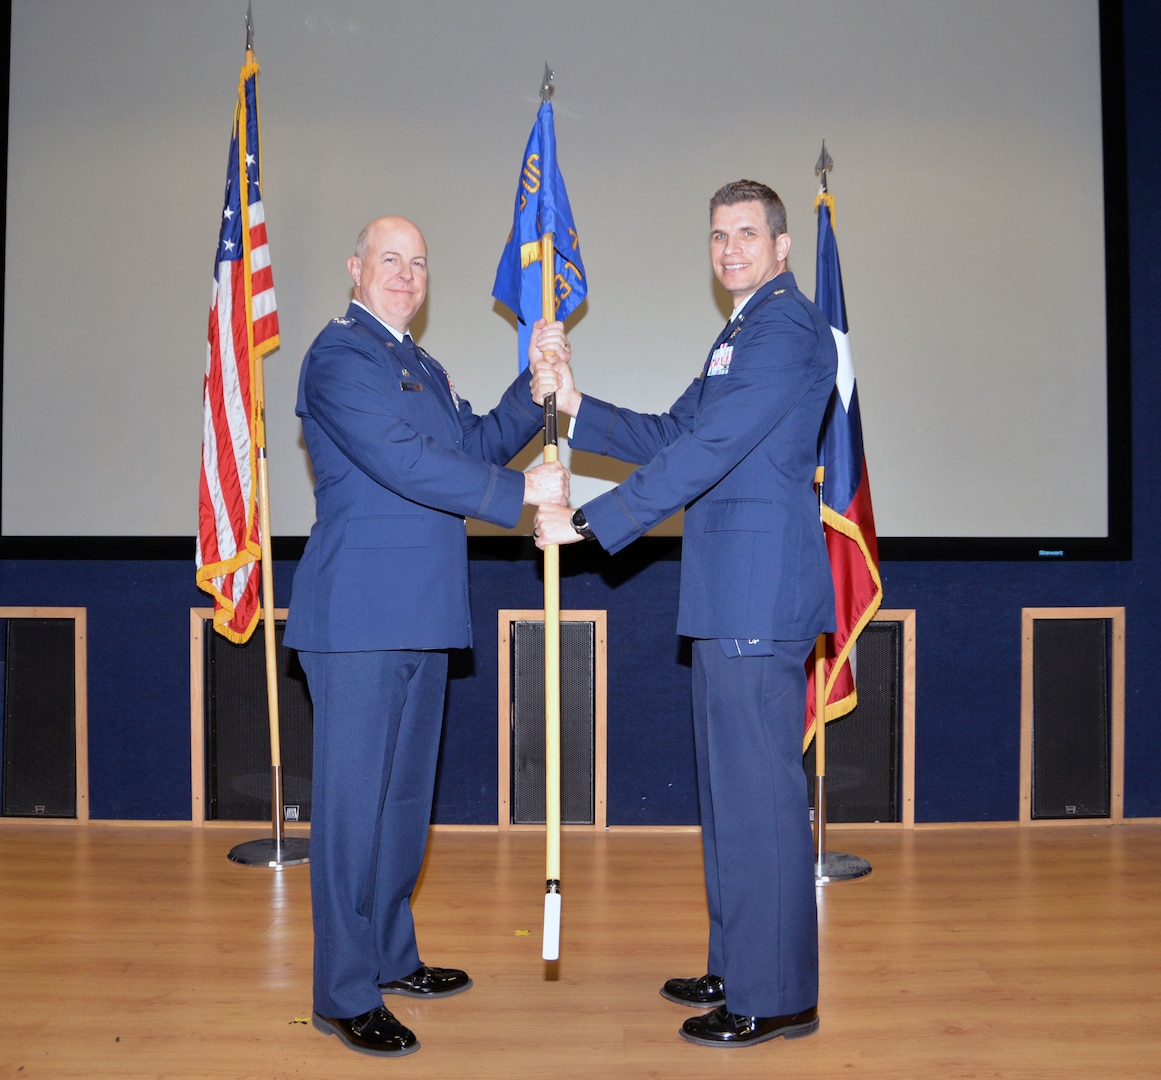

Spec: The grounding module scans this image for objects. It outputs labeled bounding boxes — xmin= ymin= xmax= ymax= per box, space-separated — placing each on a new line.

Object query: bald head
xmin=348 ymin=216 xmax=429 ymax=333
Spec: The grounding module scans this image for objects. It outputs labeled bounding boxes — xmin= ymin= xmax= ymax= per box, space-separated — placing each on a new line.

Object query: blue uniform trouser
xmin=299 ymin=649 xmax=448 ymax=1019
xmin=691 ymin=637 xmax=819 ymax=1018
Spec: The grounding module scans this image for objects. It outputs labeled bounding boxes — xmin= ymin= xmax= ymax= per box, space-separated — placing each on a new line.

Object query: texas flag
xmin=804 ymin=192 xmax=883 ymax=747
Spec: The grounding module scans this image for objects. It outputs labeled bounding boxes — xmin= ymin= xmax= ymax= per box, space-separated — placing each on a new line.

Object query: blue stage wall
xmin=2 ymin=1 xmax=1159 ymax=824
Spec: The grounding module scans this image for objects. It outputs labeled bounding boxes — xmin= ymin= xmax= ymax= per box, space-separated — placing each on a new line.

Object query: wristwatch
xmin=570 ymin=507 xmax=596 ymax=541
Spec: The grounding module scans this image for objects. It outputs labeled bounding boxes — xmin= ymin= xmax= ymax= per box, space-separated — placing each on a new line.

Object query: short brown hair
xmin=709 ymin=180 xmax=788 ymax=237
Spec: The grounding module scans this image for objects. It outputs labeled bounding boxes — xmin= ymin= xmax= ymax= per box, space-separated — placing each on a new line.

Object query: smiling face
xmin=347 ymin=216 xmax=428 ymax=333
xmin=709 ymin=200 xmax=791 ymax=305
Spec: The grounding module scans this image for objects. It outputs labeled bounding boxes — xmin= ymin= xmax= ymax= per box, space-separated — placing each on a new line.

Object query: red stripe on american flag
xmin=197 ymin=445 xmax=222 ymax=566
xmin=252 ymin=265 xmax=274 ymax=294
xmin=252 ymin=313 xmax=279 ymax=346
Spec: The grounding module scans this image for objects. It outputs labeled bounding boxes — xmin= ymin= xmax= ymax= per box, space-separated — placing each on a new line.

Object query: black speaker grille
xmin=1032 ymin=618 xmax=1110 ymax=819
xmin=204 ymin=620 xmax=314 ymax=821
xmin=2 ymin=618 xmax=77 ymax=817
xmin=511 ymin=619 xmax=595 ymax=825
xmin=805 ymin=621 xmax=902 ymax=823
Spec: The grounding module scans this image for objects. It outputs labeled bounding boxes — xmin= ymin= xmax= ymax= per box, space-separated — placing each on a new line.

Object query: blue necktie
xmin=401 ymin=334 xmax=431 ymax=380
xmin=402 ymin=336 xmax=449 ymax=404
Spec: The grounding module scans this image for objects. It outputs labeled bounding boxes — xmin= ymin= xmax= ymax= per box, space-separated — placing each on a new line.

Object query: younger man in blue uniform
xmin=534 ymin=180 xmax=837 ymax=1047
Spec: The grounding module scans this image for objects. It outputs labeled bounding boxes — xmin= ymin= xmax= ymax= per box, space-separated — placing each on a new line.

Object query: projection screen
xmin=2 ymin=0 xmax=1124 ymax=559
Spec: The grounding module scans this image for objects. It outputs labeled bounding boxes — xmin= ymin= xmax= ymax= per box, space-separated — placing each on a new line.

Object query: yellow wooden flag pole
xmin=227 ymin=352 xmax=308 ymax=871
xmin=539 ymin=231 xmax=563 ymax=961
xmin=810 ymin=456 xmax=870 ymax=883
xmin=813 ymin=633 xmax=828 ymax=879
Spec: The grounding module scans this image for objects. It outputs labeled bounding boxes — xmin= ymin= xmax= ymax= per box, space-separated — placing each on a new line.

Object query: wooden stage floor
xmin=2 ymin=822 xmax=1160 ymax=1079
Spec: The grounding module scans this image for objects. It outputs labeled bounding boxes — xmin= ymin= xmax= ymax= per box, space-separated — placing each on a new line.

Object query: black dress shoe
xmin=379 ymin=963 xmax=473 ymax=999
xmin=312 ymin=1006 xmax=419 ymax=1056
xmin=660 ymin=973 xmax=726 ymax=1007
xmin=680 ymin=1003 xmax=819 ymax=1047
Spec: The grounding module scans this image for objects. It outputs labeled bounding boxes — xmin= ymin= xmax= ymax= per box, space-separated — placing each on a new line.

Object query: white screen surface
xmin=3 ymin=0 xmax=1109 ymax=541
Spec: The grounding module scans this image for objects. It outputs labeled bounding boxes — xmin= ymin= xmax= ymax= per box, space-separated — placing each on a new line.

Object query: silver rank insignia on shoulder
xmin=331 ymin=316 xmax=353 ymax=326
xmin=772 ymin=289 xmax=786 ymax=296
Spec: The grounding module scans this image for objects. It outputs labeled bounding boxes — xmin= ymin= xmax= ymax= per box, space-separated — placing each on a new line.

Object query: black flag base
xmin=813 ymin=774 xmax=872 ymax=884
xmin=815 ymin=850 xmax=872 ymax=884
xmin=228 ymin=836 xmax=310 ymax=869
xmin=227 ymin=766 xmax=310 ymax=868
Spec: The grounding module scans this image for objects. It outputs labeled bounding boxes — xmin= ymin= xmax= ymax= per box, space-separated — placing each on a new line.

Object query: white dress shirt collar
xmin=352 ymin=300 xmax=406 ymax=343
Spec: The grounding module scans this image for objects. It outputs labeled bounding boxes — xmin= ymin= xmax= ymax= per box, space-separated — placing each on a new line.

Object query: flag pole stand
xmin=812 ymin=634 xmax=871 ymax=884
xmin=228 ymin=357 xmax=309 ymax=870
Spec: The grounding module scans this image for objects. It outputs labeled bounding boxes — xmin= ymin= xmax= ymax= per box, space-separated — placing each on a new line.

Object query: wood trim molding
xmin=0 ymin=606 xmax=88 ymax=824
xmin=876 ymin=609 xmax=917 ymax=828
xmin=497 ymin=609 xmax=608 ymax=831
xmin=189 ymin=607 xmax=289 ymax=827
xmin=1020 ymin=607 xmax=1125 ymax=826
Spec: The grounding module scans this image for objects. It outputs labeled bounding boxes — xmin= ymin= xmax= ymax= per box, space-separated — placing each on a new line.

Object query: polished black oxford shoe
xmin=312 ymin=1006 xmax=419 ymax=1056
xmin=660 ymin=972 xmax=726 ymax=1007
xmin=680 ymin=1003 xmax=819 ymax=1047
xmin=379 ymin=963 xmax=473 ymax=999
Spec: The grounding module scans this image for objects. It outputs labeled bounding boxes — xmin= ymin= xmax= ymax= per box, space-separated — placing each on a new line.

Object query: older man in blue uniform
xmin=535 ymin=180 xmax=837 ymax=1048
xmin=286 ymin=215 xmax=570 ymax=1057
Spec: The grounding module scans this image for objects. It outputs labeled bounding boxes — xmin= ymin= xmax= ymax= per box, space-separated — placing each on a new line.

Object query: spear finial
xmin=540 ymin=63 xmax=554 ymax=103
xmin=245 ymin=2 xmax=255 ymax=53
xmin=814 ymin=139 xmax=834 ymax=193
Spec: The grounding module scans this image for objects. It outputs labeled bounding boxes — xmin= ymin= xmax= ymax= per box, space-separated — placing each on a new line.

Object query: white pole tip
xmin=542 ymin=891 xmax=561 ymax=960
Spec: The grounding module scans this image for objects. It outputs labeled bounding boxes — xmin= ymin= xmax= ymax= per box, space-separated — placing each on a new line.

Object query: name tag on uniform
xmin=707 ymin=343 xmax=733 ymax=377
xmin=400 ymin=380 xmax=424 ymax=392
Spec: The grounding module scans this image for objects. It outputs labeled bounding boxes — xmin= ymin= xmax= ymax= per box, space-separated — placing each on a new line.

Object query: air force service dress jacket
xmin=284 ymin=302 xmax=543 ymax=654
xmin=571 ymin=272 xmax=838 ymax=644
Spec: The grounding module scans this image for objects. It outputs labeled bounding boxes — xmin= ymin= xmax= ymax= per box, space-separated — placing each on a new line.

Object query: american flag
xmin=196 ymin=53 xmax=279 ymax=644
xmin=804 ymin=191 xmax=882 ymax=746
